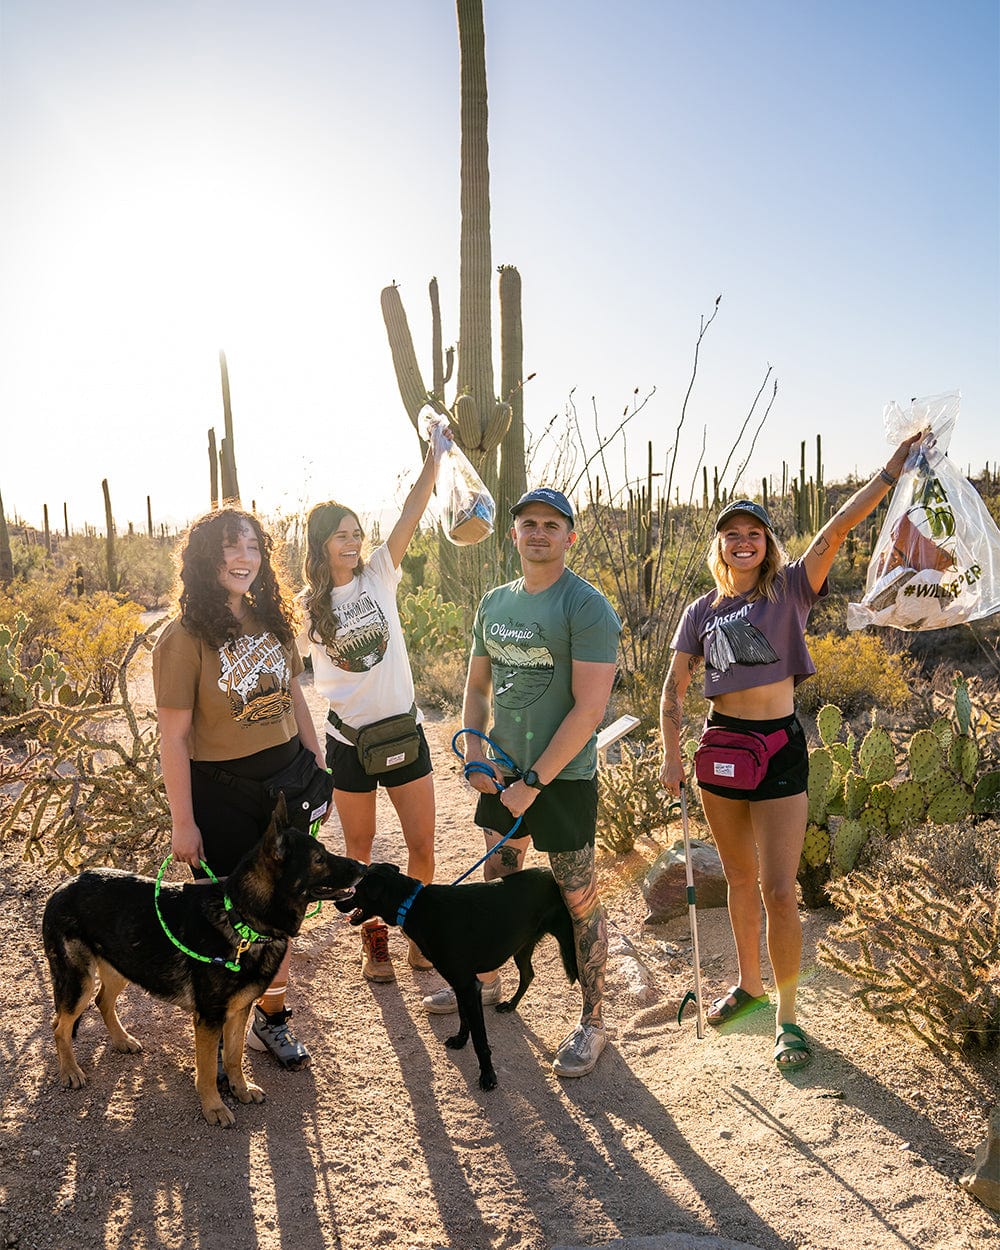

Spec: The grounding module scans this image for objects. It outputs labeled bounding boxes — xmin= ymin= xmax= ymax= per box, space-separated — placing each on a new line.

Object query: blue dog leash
xmin=448 ymin=729 xmax=526 ymax=886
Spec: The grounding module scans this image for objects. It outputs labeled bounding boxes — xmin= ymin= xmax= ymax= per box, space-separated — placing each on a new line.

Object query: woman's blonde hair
xmin=301 ymin=501 xmax=364 ymax=646
xmin=708 ymin=526 xmax=789 ymax=605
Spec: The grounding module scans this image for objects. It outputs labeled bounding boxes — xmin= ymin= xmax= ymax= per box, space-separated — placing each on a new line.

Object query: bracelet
xmin=879 ymin=468 xmax=897 ymax=486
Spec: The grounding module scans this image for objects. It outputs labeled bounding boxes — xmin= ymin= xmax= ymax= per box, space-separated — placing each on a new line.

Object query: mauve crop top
xmin=671 ymin=560 xmax=828 ymax=698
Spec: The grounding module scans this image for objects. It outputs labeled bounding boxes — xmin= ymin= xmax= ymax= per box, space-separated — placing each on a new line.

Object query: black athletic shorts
xmin=697 ymin=711 xmax=808 ymax=802
xmin=189 ymin=736 xmax=300 ymax=877
xmin=325 ymin=724 xmax=433 ymax=794
xmin=474 ymin=776 xmax=598 ymax=853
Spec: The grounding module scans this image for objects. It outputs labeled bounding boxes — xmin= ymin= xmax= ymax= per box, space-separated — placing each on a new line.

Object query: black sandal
xmin=706 ymin=985 xmax=769 ymax=1026
xmin=774 ymin=1022 xmax=812 ymax=1071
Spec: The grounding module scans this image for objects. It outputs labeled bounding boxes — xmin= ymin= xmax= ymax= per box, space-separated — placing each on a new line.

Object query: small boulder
xmin=959 ymin=1105 xmax=1000 ymax=1211
xmin=642 ymin=838 xmax=728 ymax=923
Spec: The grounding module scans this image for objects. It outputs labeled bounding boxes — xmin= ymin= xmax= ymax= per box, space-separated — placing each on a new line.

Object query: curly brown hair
xmin=708 ymin=527 xmax=789 ymax=606
xmin=301 ymin=501 xmax=364 ymax=646
xmin=177 ymin=508 xmax=296 ymax=649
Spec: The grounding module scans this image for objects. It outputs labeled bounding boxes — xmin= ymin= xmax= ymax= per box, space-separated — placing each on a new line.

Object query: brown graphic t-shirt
xmin=153 ymin=615 xmax=303 ymax=761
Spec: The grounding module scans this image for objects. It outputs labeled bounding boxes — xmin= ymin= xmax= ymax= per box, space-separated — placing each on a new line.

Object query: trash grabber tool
xmin=675 ymin=780 xmax=705 ymax=1038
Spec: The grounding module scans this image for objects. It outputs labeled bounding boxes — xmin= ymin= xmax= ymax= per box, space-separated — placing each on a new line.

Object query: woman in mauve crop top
xmin=658 ymin=433 xmax=922 ymax=1073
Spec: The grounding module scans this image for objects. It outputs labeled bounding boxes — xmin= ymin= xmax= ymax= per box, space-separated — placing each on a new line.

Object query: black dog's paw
xmin=494 ymin=1000 xmax=515 ymax=1014
xmin=479 ymin=1069 xmax=498 ymax=1091
xmin=445 ymin=1033 xmax=468 ymax=1050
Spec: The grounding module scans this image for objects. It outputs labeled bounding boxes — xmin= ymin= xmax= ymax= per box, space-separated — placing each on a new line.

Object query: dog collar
xmin=395 ymin=883 xmax=424 ymax=927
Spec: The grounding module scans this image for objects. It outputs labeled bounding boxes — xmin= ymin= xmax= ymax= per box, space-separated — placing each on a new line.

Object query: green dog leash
xmin=154 ymin=854 xmax=270 ymax=972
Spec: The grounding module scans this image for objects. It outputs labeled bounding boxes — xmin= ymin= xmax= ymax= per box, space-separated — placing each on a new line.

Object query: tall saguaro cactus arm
xmin=381 ymin=285 xmax=432 ymax=429
xmin=456 ymin=0 xmax=495 ymax=429
xmin=498 ymin=264 xmax=526 ymax=503
xmin=218 ymin=350 xmax=241 ymax=505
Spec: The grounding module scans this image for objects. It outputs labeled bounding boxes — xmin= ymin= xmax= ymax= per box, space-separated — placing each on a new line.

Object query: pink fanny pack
xmin=694 ymin=724 xmax=789 ymax=790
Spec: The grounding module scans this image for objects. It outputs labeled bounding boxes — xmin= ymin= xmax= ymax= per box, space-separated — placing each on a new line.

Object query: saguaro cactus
xmin=381 ymin=0 xmax=526 ymax=509
xmin=102 ymin=478 xmax=118 ymax=593
xmin=0 ymin=489 xmax=12 ymax=585
xmin=218 ymin=350 xmax=241 ymax=505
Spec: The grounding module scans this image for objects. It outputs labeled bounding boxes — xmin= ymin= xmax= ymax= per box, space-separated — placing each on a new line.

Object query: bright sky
xmin=2 ymin=0 xmax=997 ymax=533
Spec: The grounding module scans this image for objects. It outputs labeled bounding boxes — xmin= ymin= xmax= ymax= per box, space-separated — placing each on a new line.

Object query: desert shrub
xmin=409 ymin=649 xmax=466 ymax=714
xmin=797 ymin=631 xmax=914 ymax=716
xmin=0 ymin=613 xmax=69 ymax=716
xmin=0 ymin=625 xmax=168 ymax=871
xmin=819 ymin=859 xmax=999 ymax=1053
xmin=55 ymin=594 xmax=146 ymax=702
xmin=0 ymin=578 xmax=66 ymax=662
xmin=58 ymin=533 xmax=175 ymax=607
xmin=867 ymin=820 xmax=1000 ymax=895
xmin=596 ymin=731 xmax=674 ymax=853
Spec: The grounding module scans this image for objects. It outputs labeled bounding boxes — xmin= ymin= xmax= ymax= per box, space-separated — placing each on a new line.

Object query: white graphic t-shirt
xmin=304 ymin=544 xmax=420 ymax=743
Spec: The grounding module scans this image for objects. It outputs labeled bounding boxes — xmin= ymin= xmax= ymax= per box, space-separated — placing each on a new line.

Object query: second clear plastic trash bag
xmin=847 ymin=392 xmax=1000 ymax=631
xmin=421 ymin=410 xmax=496 ymax=547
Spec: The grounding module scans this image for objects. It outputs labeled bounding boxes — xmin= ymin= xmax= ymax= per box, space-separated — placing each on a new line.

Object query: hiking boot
xmin=422 ymin=976 xmax=502 ymax=1014
xmin=551 ymin=1023 xmax=606 ymax=1078
xmin=246 ymin=1005 xmax=311 ymax=1069
xmin=361 ymin=920 xmax=395 ymax=983
xmin=407 ymin=939 xmax=433 ymax=971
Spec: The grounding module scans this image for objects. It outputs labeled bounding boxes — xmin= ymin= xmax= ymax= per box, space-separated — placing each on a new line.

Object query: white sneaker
xmin=422 ymin=976 xmax=503 ymax=1014
xmin=552 ymin=1023 xmax=606 ymax=1077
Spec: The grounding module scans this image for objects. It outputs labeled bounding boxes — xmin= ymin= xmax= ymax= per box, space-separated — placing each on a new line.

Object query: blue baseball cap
xmin=510 ymin=488 xmax=574 ymax=525
xmin=715 ymin=499 xmax=774 ymax=533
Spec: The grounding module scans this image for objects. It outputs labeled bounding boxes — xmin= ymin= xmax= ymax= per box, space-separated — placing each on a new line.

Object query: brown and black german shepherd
xmin=42 ymin=795 xmax=364 ymax=1126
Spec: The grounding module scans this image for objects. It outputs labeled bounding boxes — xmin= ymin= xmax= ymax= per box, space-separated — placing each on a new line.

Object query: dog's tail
xmin=549 ymin=904 xmax=579 ymax=986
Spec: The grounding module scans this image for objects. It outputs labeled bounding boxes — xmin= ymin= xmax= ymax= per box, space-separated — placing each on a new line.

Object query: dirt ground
xmin=1 ymin=668 xmax=998 ymax=1250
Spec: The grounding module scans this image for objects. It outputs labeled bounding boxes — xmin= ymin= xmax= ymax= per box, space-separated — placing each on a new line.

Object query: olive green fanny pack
xmin=327 ymin=704 xmax=421 ymax=776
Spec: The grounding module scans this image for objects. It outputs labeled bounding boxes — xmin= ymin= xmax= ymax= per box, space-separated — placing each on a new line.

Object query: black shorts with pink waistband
xmin=697 ymin=711 xmax=808 ymax=802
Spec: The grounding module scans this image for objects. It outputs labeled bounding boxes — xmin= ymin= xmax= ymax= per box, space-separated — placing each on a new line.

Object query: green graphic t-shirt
xmin=471 ymin=568 xmax=621 ymax=780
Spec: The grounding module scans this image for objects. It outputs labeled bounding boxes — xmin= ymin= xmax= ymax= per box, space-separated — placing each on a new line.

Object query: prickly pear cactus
xmin=926 ymin=783 xmax=973 ymax=825
xmin=888 ymin=779 xmax=927 ymax=829
xmin=930 ymin=717 xmax=954 ymax=750
xmin=869 ymin=781 xmax=894 ymax=811
xmin=860 ymin=806 xmax=887 ymax=838
xmin=953 ymin=674 xmax=972 ymax=736
xmin=859 ymin=726 xmax=895 ymax=783
xmin=831 ymin=742 xmax=854 ymax=773
xmin=908 ymin=729 xmax=945 ymax=782
xmin=832 ymin=818 xmax=868 ymax=875
xmin=948 ymin=733 xmax=978 ymax=785
xmin=801 ymin=822 xmax=830 ymax=869
xmin=973 ymin=771 xmax=1000 ymax=816
xmin=843 ymin=770 xmax=871 ymax=819
xmin=816 ymin=703 xmax=843 ymax=747
xmin=807 ymin=748 xmax=835 ymax=824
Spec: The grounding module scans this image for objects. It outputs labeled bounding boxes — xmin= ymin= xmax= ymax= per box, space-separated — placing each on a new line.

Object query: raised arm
xmin=385 ymin=444 xmax=439 ymax=569
xmin=803 ymin=434 xmax=922 ymax=593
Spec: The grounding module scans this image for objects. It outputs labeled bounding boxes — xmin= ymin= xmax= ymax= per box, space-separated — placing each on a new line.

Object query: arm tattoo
xmin=662 ymin=672 xmax=682 ymax=734
xmin=813 ymin=535 xmax=831 ymax=555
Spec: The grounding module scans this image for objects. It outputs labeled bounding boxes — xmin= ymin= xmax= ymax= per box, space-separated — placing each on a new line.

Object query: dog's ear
xmin=273 ymin=792 xmax=289 ymax=827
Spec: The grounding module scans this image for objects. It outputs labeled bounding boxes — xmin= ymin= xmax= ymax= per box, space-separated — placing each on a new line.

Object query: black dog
xmin=337 ymin=863 xmax=578 ymax=1090
xmin=42 ymin=795 xmax=364 ymax=1126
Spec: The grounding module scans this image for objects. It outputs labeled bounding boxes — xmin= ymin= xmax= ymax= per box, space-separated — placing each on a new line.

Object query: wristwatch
xmin=522 ymin=769 xmax=545 ymax=790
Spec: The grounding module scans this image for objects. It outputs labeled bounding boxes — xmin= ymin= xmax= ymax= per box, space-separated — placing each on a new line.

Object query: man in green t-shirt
xmin=422 ymin=488 xmax=622 ymax=1077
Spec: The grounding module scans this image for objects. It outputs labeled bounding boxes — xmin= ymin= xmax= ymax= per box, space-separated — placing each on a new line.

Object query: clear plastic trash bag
xmin=421 ymin=410 xmax=496 ymax=546
xmin=847 ymin=392 xmax=1000 ymax=631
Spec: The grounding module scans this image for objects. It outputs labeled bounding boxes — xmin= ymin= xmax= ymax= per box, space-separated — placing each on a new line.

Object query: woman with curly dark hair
xmin=301 ymin=429 xmax=449 ymax=983
xmin=153 ymin=507 xmax=327 ymax=1070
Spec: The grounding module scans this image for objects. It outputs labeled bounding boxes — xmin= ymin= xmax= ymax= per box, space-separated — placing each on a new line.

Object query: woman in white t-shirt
xmin=301 ymin=433 xmax=447 ymax=982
